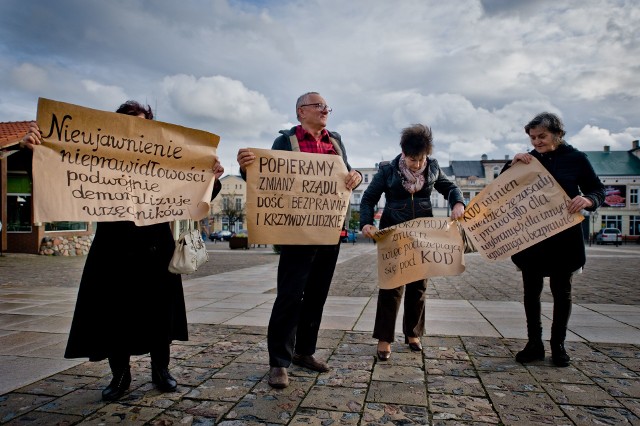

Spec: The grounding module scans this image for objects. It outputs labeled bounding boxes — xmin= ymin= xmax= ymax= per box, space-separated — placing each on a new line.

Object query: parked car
xmin=340 ymin=229 xmax=358 ymax=243
xmin=209 ymin=230 xmax=234 ymax=242
xmin=595 ymin=228 xmax=621 ymax=245
xmin=219 ymin=230 xmax=234 ymax=241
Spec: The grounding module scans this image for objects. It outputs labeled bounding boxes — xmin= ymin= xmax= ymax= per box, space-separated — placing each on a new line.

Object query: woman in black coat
xmin=21 ymin=101 xmax=224 ymax=401
xmin=501 ymin=112 xmax=604 ymax=367
xmin=360 ymin=124 xmax=465 ymax=361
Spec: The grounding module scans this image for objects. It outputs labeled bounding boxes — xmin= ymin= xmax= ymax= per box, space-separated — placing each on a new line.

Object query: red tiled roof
xmin=0 ymin=121 xmax=31 ymax=149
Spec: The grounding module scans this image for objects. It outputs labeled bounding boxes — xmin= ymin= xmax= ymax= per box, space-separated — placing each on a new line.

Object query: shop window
xmin=6 ymin=194 xmax=32 ymax=232
xmin=45 ymin=221 xmax=88 ymax=231
xmin=630 ymin=216 xmax=640 ymax=236
xmin=600 ymin=215 xmax=622 ymax=231
xmin=463 ymin=191 xmax=471 ymax=204
xmin=8 ymin=173 xmax=87 ymax=232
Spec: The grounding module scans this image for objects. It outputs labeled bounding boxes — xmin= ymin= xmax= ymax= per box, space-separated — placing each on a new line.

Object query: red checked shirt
xmin=295 ymin=125 xmax=338 ymax=155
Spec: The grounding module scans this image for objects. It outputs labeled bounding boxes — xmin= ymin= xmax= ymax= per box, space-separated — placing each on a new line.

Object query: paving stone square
xmin=1 ymin=243 xmax=640 ymax=424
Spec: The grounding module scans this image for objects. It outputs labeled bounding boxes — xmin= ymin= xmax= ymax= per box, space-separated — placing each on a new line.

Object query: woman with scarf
xmin=360 ymin=124 xmax=465 ymax=361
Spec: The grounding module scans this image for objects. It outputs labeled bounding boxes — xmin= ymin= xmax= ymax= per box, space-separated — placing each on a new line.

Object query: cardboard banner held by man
xmin=458 ymin=157 xmax=584 ymax=261
xmin=245 ymin=148 xmax=351 ymax=245
xmin=372 ymin=218 xmax=466 ymax=289
xmin=32 ymin=98 xmax=220 ymax=226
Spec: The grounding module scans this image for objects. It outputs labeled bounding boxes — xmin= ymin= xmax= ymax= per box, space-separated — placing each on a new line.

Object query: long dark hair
xmin=115 ymin=100 xmax=154 ymax=119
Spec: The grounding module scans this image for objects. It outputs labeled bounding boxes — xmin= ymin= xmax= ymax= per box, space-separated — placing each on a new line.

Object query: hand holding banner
xmin=32 ymin=98 xmax=219 ymax=225
xmin=245 ymin=148 xmax=351 ymax=245
xmin=373 ymin=218 xmax=466 ymax=289
xmin=458 ymin=157 xmax=583 ymax=261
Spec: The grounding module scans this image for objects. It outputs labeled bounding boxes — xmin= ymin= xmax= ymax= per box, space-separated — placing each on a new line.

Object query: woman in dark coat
xmin=21 ymin=101 xmax=224 ymax=401
xmin=501 ymin=112 xmax=604 ymax=367
xmin=360 ymin=124 xmax=465 ymax=361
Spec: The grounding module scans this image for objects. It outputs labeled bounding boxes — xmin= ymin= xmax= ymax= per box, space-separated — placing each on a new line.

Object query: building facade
xmin=3 ymin=125 xmax=638 ymax=254
xmin=205 ymin=174 xmax=246 ymax=236
xmin=583 ymin=140 xmax=640 ymax=239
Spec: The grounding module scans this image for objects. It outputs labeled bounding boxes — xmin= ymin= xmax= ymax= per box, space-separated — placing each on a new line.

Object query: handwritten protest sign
xmin=459 ymin=157 xmax=583 ymax=261
xmin=32 ymin=98 xmax=219 ymax=226
xmin=245 ymin=148 xmax=350 ymax=245
xmin=373 ymin=218 xmax=466 ymax=289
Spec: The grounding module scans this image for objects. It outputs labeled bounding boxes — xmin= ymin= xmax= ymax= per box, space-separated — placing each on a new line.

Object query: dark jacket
xmin=64 ymin=180 xmax=221 ymax=361
xmin=501 ymin=143 xmax=605 ymax=276
xmin=360 ymin=154 xmax=464 ymax=230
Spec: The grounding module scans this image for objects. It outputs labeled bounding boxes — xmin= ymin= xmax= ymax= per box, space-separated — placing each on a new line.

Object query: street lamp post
xmin=590 ymin=210 xmax=599 ymax=246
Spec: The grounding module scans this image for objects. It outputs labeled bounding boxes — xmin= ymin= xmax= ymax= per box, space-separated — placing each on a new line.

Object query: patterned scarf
xmin=399 ymin=153 xmax=427 ymax=194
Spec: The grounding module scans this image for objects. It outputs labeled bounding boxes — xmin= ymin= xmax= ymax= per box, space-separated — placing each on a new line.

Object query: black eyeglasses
xmin=299 ymin=103 xmax=332 ymax=113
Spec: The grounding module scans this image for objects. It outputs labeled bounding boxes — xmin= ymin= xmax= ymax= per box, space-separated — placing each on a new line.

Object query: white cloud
xmin=0 ymin=0 xmax=638 ymax=172
xmin=570 ymin=125 xmax=640 ymax=152
xmin=10 ymin=63 xmax=49 ymax=92
xmin=81 ymin=80 xmax=128 ymax=110
xmin=162 ymin=74 xmax=286 ymax=139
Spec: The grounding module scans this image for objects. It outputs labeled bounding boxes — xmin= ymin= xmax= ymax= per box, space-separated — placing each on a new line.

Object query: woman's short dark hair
xmin=400 ymin=124 xmax=433 ymax=157
xmin=115 ymin=100 xmax=154 ymax=119
xmin=524 ymin=112 xmax=565 ymax=138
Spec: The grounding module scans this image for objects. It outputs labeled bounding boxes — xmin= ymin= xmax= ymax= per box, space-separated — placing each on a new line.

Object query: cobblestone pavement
xmin=1 ymin=242 xmax=639 ymax=425
xmin=4 ymin=240 xmax=638 ymax=305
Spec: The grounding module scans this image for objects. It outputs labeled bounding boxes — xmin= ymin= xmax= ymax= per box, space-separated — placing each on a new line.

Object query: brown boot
xmin=268 ymin=367 xmax=289 ymax=388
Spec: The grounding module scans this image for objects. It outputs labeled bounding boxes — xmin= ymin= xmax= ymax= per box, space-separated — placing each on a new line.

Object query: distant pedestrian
xmin=502 ymin=112 xmax=604 ymax=367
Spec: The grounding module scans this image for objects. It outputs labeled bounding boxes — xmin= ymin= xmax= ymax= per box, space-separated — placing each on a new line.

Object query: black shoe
xmin=151 ymin=366 xmax=177 ymax=392
xmin=551 ymin=342 xmax=570 ymax=367
xmin=102 ymin=367 xmax=131 ymax=401
xmin=515 ymin=340 xmax=545 ymax=363
xmin=377 ymin=350 xmax=391 ymax=361
xmin=292 ymin=354 xmax=330 ymax=372
xmin=405 ymin=337 xmax=423 ymax=352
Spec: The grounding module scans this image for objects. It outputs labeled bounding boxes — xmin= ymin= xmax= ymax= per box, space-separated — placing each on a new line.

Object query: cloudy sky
xmin=1 ymin=0 xmax=638 ymax=174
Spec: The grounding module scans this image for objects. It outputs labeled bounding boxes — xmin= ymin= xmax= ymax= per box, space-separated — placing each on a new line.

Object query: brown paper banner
xmin=245 ymin=148 xmax=350 ymax=245
xmin=32 ymin=98 xmax=219 ymax=225
xmin=373 ymin=218 xmax=466 ymax=289
xmin=459 ymin=157 xmax=584 ymax=261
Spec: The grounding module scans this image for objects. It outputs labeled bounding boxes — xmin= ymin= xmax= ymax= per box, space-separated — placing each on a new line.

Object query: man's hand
xmin=237 ymin=148 xmax=255 ymax=173
xmin=345 ymin=170 xmax=362 ymax=190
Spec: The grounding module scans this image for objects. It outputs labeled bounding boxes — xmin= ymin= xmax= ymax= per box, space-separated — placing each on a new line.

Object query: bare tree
xmin=219 ymin=193 xmax=245 ymax=232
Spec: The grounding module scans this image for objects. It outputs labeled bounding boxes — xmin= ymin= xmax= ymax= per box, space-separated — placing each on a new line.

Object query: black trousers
xmin=522 ymin=270 xmax=573 ymax=343
xmin=268 ymin=244 xmax=340 ymax=367
xmin=372 ymin=279 xmax=427 ymax=343
xmin=108 ymin=342 xmax=171 ymax=373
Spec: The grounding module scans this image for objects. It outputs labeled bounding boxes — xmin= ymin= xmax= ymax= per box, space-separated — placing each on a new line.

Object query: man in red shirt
xmin=237 ymin=91 xmax=362 ymax=388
